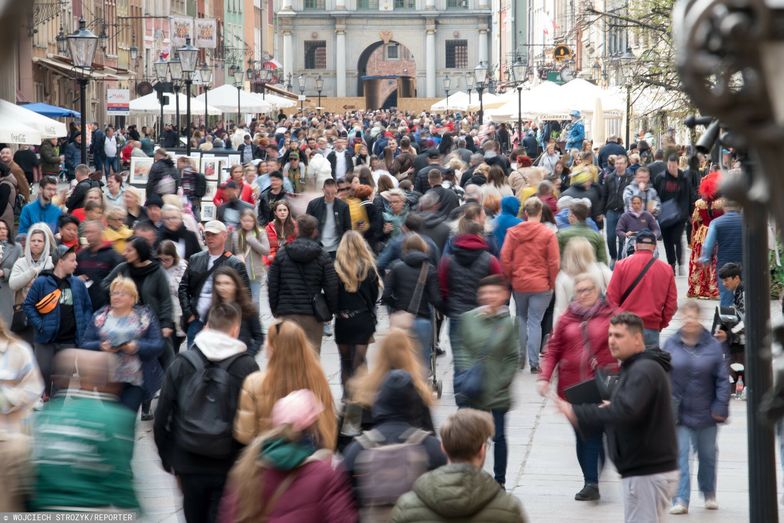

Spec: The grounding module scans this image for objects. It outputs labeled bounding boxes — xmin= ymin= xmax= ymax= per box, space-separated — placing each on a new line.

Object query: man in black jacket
xmin=66 ymin=165 xmax=100 ymax=212
xmin=414 ymin=150 xmax=446 ymax=195
xmin=257 ymin=171 xmax=288 ymax=226
xmin=597 ymin=136 xmax=627 ymax=170
xmin=424 ymin=169 xmax=460 ymax=219
xmin=154 ymin=303 xmax=259 ymax=523
xmin=146 ymin=148 xmax=180 ymax=199
xmin=305 ymin=178 xmax=351 ymax=259
xmin=602 ymin=155 xmax=634 ymax=264
xmin=267 ymin=214 xmax=338 ymax=354
xmin=178 ymin=220 xmax=250 ymax=347
xmin=556 ymin=312 xmax=678 ymax=520
xmin=654 ymin=154 xmax=695 ymax=274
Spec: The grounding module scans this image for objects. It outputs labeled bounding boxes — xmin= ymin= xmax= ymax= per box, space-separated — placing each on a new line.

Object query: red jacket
xmin=540 ymin=301 xmax=619 ymax=399
xmin=606 ymin=250 xmax=677 ymax=331
xmin=265 ymin=221 xmax=298 ymax=266
xmin=500 ymin=221 xmax=560 ymax=293
xmin=219 ymin=458 xmax=358 ymax=523
xmin=213 ymin=182 xmax=255 ymax=207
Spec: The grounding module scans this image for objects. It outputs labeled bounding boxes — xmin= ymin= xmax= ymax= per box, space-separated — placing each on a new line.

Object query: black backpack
xmin=174 ymin=349 xmax=247 ymax=458
xmin=193 ymin=172 xmax=208 ymax=198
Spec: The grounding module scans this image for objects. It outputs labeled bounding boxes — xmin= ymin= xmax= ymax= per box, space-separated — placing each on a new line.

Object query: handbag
xmin=454 ymin=322 xmax=505 ymax=403
xmin=293 ymin=261 xmax=332 ymax=322
xmin=10 ymin=290 xmax=28 ymax=333
xmin=658 ymin=198 xmax=681 ymax=228
xmin=389 ymin=263 xmax=429 ymax=330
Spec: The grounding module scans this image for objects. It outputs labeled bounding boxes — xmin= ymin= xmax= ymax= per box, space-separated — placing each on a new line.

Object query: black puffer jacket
xmin=267 ymin=237 xmax=339 ymax=317
xmin=157 ymin=224 xmax=201 ymax=261
xmin=178 ymin=250 xmax=250 ymax=323
xmin=439 ymin=234 xmax=500 ymax=317
xmin=146 ymin=158 xmax=180 ymax=198
xmin=382 ymin=251 xmax=442 ymax=319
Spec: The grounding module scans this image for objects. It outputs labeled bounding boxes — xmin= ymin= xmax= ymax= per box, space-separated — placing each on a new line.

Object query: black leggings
xmin=660 ymin=221 xmax=685 ymax=269
xmin=338 ymin=344 xmax=368 ymax=397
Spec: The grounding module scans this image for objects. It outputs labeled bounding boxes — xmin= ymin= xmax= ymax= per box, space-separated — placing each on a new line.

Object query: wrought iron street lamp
xmin=297 ymin=74 xmax=306 ymax=112
xmin=178 ymin=37 xmax=199 ymax=155
xmin=56 ymin=26 xmax=67 ymax=55
xmin=474 ymin=61 xmax=488 ymax=125
xmin=511 ymin=59 xmax=527 ymax=142
xmin=234 ymin=67 xmax=244 ymax=125
xmin=169 ymin=55 xmax=183 ymax=145
xmin=316 ymin=74 xmax=323 ymax=113
xmin=443 ymin=76 xmax=451 ymax=114
xmin=198 ymin=62 xmax=213 ymax=131
xmin=66 ymin=17 xmax=98 ymax=166
xmin=154 ymin=54 xmax=169 ymax=140
xmin=464 ymin=71 xmax=474 ymax=106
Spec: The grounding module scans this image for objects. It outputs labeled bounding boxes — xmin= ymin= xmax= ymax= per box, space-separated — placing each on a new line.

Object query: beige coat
xmin=233 ymin=371 xmax=337 ymax=449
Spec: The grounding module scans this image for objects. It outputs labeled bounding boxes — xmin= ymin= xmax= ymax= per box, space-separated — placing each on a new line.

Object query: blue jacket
xmin=23 ymin=272 xmax=93 ymax=346
xmin=18 ymin=199 xmax=62 ymax=236
xmin=377 ymin=232 xmax=439 ymax=273
xmin=82 ymin=305 xmax=165 ymax=397
xmin=64 ymin=141 xmax=82 ymax=172
xmin=566 ymin=120 xmax=585 ymax=151
xmin=662 ymin=328 xmax=730 ymax=428
xmin=699 ymin=210 xmax=743 ymax=269
xmin=494 ymin=196 xmax=522 ymax=249
xmin=555 ymin=208 xmax=599 ymax=231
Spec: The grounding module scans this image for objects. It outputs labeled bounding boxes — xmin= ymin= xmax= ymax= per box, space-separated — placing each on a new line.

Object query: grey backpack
xmin=354 ymin=428 xmax=430 ymax=521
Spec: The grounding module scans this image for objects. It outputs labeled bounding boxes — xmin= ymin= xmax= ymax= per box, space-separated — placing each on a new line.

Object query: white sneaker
xmin=705 ymin=498 xmax=719 ymax=510
xmin=323 ymin=322 xmax=333 ymax=337
xmin=670 ymin=503 xmax=689 ymax=515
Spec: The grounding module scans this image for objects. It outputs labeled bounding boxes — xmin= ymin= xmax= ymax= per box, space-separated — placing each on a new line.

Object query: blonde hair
xmin=334 ymin=230 xmax=380 ymax=293
xmin=259 ymin=320 xmax=335 ymax=446
xmin=351 ymin=328 xmax=433 ymax=407
xmin=85 ymin=187 xmax=105 ymax=207
xmin=106 ymin=206 xmax=127 ymax=221
xmin=124 ymin=186 xmax=141 ymax=205
xmin=109 ymin=276 xmax=139 ymax=304
xmin=562 ymin=236 xmax=597 ymax=276
xmin=162 ymin=194 xmax=183 ymax=209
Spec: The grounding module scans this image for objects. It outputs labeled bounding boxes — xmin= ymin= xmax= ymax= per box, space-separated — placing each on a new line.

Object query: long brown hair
xmin=210 ymin=266 xmax=258 ymax=319
xmin=350 ymin=328 xmax=433 ymax=407
xmin=260 ymin=320 xmax=335 ymax=445
xmin=272 ymin=200 xmax=296 ymax=239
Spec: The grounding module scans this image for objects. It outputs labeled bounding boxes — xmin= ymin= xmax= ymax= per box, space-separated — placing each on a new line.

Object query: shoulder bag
xmin=293 ymin=261 xmax=332 ymax=322
xmin=454 ymin=318 xmax=506 ymax=404
xmin=389 ymin=263 xmax=429 ymax=331
xmin=619 ymin=257 xmax=657 ymax=306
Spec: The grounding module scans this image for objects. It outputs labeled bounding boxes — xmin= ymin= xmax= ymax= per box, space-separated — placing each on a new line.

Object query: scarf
xmin=567 ymin=297 xmax=607 ymax=321
xmin=260 ymin=436 xmax=317 ymax=471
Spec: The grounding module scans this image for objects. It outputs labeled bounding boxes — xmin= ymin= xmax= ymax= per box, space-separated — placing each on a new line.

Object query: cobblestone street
xmin=131 ymin=268 xmax=771 ymax=522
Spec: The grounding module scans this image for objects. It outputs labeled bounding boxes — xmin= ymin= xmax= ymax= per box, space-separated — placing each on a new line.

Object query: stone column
xmin=425 ymin=0 xmax=435 ymax=9
xmin=478 ymin=28 xmax=488 ymax=65
xmin=336 ymin=0 xmax=346 ymax=9
xmin=336 ymin=26 xmax=347 ymax=96
xmin=283 ymin=30 xmax=293 ymax=84
xmin=425 ymin=21 xmax=436 ymax=97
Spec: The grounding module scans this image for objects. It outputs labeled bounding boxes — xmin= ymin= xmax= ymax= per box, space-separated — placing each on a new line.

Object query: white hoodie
xmin=193 ymin=328 xmax=247 ymax=361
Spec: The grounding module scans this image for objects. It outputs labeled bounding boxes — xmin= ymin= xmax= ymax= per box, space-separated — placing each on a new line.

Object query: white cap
xmin=204 ymin=220 xmax=227 ymax=234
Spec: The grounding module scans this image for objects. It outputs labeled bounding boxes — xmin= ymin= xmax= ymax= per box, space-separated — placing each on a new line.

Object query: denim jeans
xmin=412 ymin=316 xmax=433 ymax=369
xmin=491 ymin=409 xmax=508 ymax=485
xmin=643 ymin=329 xmax=660 ymax=349
xmin=574 ymin=427 xmax=605 ymax=484
xmin=448 ymin=315 xmax=462 ymax=373
xmin=103 ymin=156 xmax=119 ymax=178
xmin=605 ymin=209 xmax=623 ymax=261
xmin=513 ymin=290 xmax=553 ymax=368
xmin=186 ymin=319 xmax=205 ymax=349
xmin=249 ymin=280 xmax=262 ymax=310
xmin=675 ymin=425 xmax=718 ymax=506
xmin=717 ymin=277 xmax=734 ymax=307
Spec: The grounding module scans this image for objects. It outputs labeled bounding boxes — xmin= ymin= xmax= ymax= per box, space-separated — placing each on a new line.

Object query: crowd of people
xmin=0 ymin=107 xmax=761 ymax=522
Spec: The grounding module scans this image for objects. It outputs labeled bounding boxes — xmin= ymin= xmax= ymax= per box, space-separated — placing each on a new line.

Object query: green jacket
xmin=390 ymin=464 xmax=527 ymax=523
xmin=556 ymin=223 xmax=608 ymax=264
xmin=30 ymin=391 xmax=139 ymax=511
xmin=39 ymin=141 xmax=61 ymax=175
xmin=456 ymin=307 xmax=519 ymax=411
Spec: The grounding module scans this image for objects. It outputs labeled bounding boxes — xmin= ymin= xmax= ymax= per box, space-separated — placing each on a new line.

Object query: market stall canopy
xmin=20 ymin=102 xmax=81 ymax=119
xmin=430 ymin=91 xmax=468 ymax=112
xmin=129 ymin=92 xmax=223 ymax=116
xmin=261 ymin=93 xmax=297 ymax=110
xmin=195 ymin=84 xmax=274 ymax=113
xmin=486 ymin=81 xmax=563 ymax=121
xmin=0 ymin=120 xmax=42 ymax=144
xmin=0 ymin=99 xmax=67 ymax=139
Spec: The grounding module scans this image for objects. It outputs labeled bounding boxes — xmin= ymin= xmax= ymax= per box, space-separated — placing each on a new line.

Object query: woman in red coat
xmin=537 ymin=273 xmax=618 ymax=502
xmin=264 ymin=200 xmax=298 ymax=267
xmin=219 ymin=390 xmax=357 ymax=523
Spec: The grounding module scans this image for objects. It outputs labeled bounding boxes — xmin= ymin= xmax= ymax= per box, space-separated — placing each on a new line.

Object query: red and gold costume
xmin=688 ymin=171 xmax=724 ymax=298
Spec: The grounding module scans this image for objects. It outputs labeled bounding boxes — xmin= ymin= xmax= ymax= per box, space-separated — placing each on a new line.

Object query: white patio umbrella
xmin=129 ymin=92 xmax=223 ymax=115
xmin=591 ymin=96 xmax=606 ymax=145
xmin=195 ymin=84 xmax=274 ymax=113
xmin=487 ymin=81 xmax=564 ymax=121
xmin=430 ymin=91 xmax=469 ymax=112
xmin=0 ymin=120 xmax=42 ymax=144
xmin=261 ymin=93 xmax=297 ymax=110
xmin=0 ymin=99 xmax=67 ymax=139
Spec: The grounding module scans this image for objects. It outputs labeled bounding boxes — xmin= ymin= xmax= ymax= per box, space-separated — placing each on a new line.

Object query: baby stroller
xmin=621 ymin=230 xmax=660 ymax=259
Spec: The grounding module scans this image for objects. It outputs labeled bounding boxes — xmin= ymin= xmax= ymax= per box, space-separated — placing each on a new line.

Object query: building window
xmin=446 ymin=0 xmax=467 ymax=7
xmin=385 ymin=43 xmax=399 ymax=60
xmin=445 ymin=40 xmax=468 ymax=68
xmin=357 ymin=0 xmax=380 ymax=8
xmin=304 ymin=0 xmax=325 ymax=9
xmin=393 ymin=0 xmax=415 ymax=8
xmin=304 ymin=40 xmax=327 ymax=69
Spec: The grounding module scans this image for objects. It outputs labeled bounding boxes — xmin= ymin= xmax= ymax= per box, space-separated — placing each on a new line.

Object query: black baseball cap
xmin=636 ymin=230 xmax=657 ymax=245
